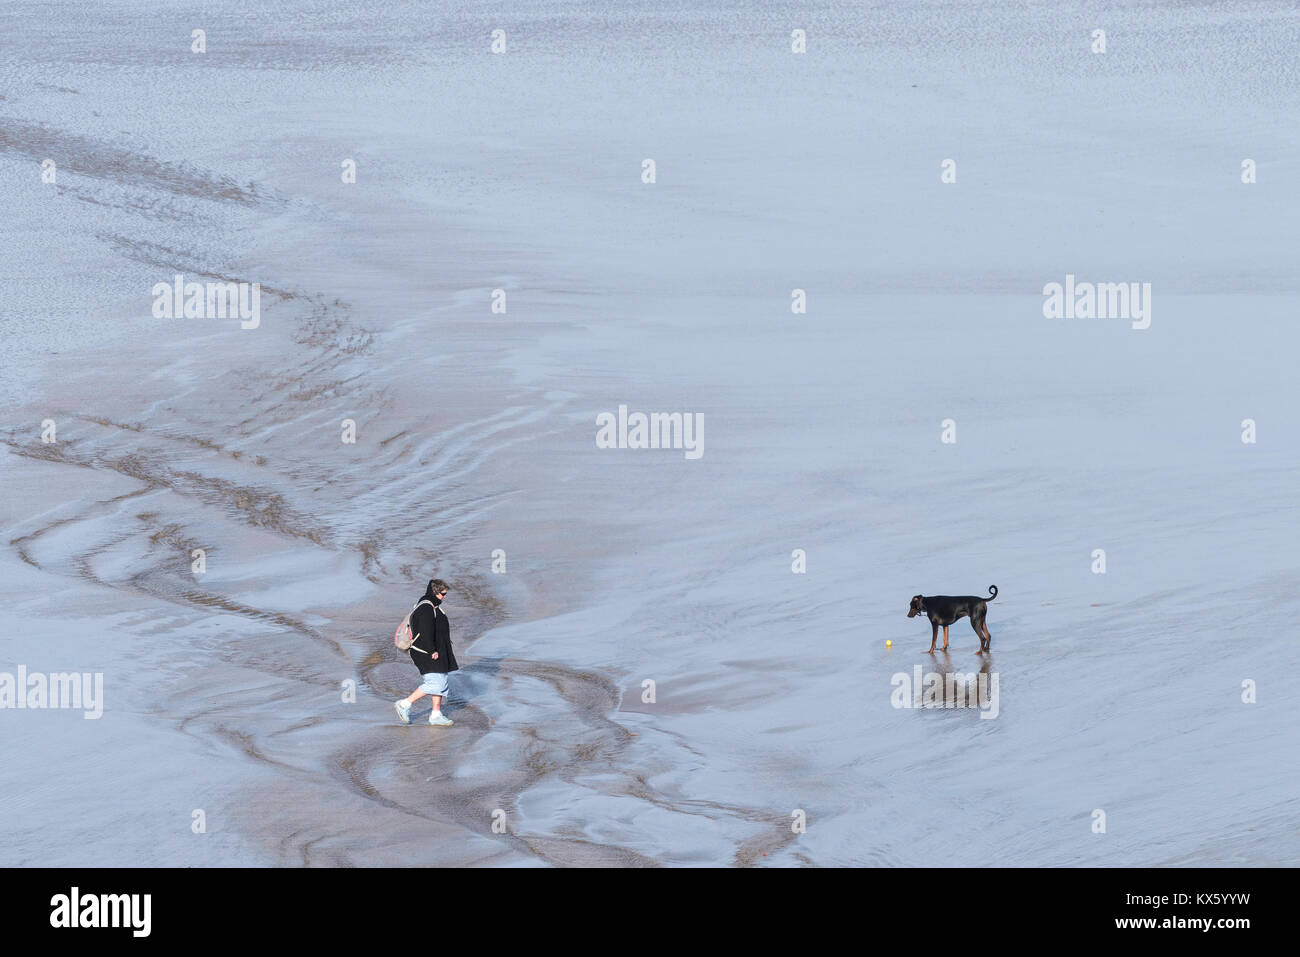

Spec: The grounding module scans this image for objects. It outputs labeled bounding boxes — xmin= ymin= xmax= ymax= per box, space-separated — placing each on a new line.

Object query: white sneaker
xmin=428 ymin=712 xmax=454 ymax=727
xmin=394 ymin=700 xmax=411 ymax=725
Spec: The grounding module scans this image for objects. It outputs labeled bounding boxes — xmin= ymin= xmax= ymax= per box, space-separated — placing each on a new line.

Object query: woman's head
xmin=426 ymin=579 xmax=449 ymax=604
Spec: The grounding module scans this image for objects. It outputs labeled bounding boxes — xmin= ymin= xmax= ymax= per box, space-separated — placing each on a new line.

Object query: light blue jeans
xmin=418 ymin=672 xmax=449 ymax=696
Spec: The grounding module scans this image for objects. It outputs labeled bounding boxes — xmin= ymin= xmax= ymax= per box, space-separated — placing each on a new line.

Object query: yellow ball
xmin=886 ymin=640 xmax=892 ymax=648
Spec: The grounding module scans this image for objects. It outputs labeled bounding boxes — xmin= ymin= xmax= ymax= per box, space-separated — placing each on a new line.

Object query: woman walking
xmin=394 ymin=579 xmax=458 ymax=726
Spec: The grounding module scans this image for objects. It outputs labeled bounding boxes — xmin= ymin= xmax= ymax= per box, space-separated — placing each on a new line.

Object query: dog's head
xmin=907 ymin=595 xmax=924 ymax=618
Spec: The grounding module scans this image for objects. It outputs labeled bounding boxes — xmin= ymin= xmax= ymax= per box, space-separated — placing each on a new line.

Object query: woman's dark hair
xmin=428 ymin=578 xmax=449 ymax=596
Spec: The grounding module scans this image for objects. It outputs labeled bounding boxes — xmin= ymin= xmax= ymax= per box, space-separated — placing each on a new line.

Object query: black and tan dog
xmin=908 ymin=586 xmax=998 ymax=654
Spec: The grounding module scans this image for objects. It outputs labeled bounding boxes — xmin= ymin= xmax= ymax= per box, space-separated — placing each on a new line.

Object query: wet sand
xmin=3 ymin=1 xmax=1299 ymax=866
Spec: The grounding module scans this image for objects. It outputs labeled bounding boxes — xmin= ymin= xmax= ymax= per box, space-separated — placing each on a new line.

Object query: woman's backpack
xmin=394 ymin=599 xmax=434 ymax=652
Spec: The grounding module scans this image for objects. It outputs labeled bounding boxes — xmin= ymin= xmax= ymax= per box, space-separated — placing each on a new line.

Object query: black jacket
xmin=408 ymin=593 xmax=458 ymax=674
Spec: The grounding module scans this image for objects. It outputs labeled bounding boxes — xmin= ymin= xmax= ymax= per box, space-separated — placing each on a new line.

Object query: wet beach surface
xmin=2 ymin=1 xmax=1299 ymax=865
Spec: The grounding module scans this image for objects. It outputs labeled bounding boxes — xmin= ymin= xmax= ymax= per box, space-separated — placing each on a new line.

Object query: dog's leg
xmin=965 ymin=605 xmax=983 ymax=654
xmin=928 ymin=622 xmax=938 ymax=654
xmin=972 ymin=610 xmax=990 ymax=653
xmin=941 ymin=624 xmax=949 ymax=651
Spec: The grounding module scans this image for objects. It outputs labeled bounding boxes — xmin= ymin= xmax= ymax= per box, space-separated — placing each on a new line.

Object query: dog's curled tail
xmin=988 ymin=585 xmax=998 ymax=601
